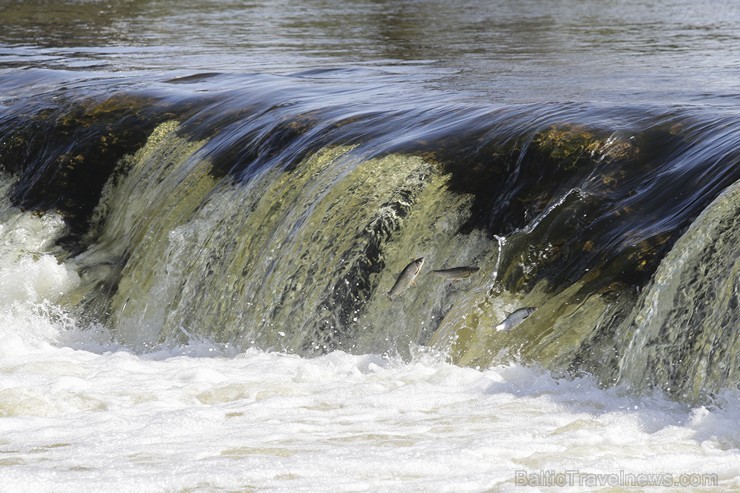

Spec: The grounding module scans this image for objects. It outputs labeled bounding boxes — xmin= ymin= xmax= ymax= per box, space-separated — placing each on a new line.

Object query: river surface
xmin=0 ymin=1 xmax=738 ymax=491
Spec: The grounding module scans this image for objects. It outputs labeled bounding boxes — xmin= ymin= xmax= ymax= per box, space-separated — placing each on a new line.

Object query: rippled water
xmin=2 ymin=0 xmax=740 ymax=103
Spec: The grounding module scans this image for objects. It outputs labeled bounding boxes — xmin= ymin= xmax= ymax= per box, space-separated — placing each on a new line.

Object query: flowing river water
xmin=0 ymin=1 xmax=738 ymax=491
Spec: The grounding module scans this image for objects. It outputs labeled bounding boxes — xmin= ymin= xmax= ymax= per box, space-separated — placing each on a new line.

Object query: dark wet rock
xmin=0 ymin=94 xmax=179 ymax=251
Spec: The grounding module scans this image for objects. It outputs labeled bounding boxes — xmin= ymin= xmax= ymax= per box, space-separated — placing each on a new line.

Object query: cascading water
xmin=616 ymin=179 xmax=739 ymax=401
xmin=1 ymin=79 xmax=737 ymax=404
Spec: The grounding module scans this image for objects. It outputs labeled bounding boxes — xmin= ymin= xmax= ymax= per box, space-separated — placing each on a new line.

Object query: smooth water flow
xmin=1 ymin=0 xmax=738 ymax=491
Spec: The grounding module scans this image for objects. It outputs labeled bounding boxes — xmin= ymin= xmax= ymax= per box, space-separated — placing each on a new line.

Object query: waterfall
xmin=1 ymin=84 xmax=738 ymax=403
xmin=617 ymin=179 xmax=739 ymax=402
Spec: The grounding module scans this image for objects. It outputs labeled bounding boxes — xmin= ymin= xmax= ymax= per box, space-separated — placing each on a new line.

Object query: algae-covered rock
xmin=532 ymin=124 xmax=638 ymax=168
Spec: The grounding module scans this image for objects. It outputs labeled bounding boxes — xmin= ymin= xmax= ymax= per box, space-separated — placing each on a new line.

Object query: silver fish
xmin=432 ymin=266 xmax=479 ymax=280
xmin=495 ymin=307 xmax=537 ymax=331
xmin=388 ymin=257 xmax=425 ymax=299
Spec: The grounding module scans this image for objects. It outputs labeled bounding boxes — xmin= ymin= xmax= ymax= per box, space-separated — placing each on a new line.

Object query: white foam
xmin=0 ymin=344 xmax=738 ymax=492
xmin=0 ymin=194 xmax=81 ymax=355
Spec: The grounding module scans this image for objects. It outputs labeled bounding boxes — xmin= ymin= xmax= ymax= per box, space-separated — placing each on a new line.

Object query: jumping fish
xmin=495 ymin=307 xmax=537 ymax=331
xmin=388 ymin=257 xmax=425 ymax=299
xmin=432 ymin=266 xmax=479 ymax=280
